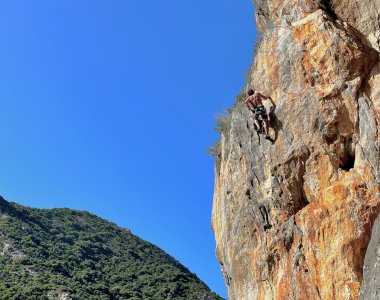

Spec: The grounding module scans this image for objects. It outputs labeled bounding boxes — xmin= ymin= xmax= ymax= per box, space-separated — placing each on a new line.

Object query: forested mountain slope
xmin=0 ymin=197 xmax=222 ymax=300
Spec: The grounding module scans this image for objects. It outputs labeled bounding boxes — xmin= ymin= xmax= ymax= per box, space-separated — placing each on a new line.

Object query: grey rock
xmin=360 ymin=214 xmax=380 ymax=300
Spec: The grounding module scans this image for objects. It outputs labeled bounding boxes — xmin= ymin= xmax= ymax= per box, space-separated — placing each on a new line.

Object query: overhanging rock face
xmin=212 ymin=1 xmax=380 ymax=299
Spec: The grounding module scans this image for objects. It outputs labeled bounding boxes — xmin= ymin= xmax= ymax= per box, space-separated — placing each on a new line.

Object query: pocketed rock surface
xmin=211 ymin=1 xmax=380 ymax=299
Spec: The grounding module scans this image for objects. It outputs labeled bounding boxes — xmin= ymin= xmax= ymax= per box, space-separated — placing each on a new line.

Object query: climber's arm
xmin=258 ymin=92 xmax=270 ymax=100
xmin=245 ymin=98 xmax=255 ymax=112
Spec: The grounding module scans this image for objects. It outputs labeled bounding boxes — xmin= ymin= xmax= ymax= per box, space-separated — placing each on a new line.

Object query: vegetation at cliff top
xmin=0 ymin=197 xmax=223 ymax=300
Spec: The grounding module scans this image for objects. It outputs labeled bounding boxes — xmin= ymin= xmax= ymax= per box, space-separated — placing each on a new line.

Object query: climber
xmin=244 ymin=89 xmax=273 ymax=141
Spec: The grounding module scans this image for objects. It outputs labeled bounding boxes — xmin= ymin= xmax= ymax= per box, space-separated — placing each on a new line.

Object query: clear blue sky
xmin=0 ymin=1 xmax=256 ymax=298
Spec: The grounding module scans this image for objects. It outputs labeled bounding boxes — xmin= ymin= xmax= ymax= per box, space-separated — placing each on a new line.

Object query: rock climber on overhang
xmin=244 ymin=88 xmax=274 ymax=141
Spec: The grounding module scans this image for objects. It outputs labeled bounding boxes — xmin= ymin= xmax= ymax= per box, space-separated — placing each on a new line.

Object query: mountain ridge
xmin=0 ymin=196 xmax=223 ymax=300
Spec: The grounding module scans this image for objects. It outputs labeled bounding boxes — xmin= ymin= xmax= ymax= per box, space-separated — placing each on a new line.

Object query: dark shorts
xmin=253 ymin=106 xmax=268 ymax=120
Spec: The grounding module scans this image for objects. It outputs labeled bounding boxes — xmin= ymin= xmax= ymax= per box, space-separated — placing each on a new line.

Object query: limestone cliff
xmin=211 ymin=1 xmax=380 ymax=299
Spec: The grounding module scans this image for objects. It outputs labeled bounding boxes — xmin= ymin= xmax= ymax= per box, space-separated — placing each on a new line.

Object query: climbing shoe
xmin=265 ymin=136 xmax=274 ymax=142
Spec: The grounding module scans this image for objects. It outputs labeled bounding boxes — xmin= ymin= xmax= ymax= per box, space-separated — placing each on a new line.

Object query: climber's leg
xmin=254 ymin=118 xmax=263 ymax=133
